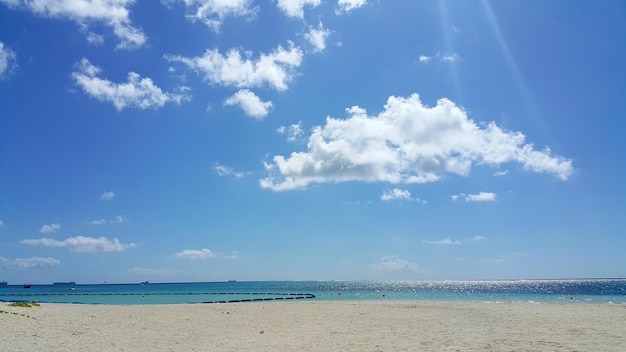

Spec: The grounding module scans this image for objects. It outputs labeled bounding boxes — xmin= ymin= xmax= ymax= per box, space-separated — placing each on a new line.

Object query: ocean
xmin=1 ymin=279 xmax=625 ymax=305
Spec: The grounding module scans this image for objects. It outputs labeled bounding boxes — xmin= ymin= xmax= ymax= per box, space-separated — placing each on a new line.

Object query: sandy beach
xmin=1 ymin=301 xmax=625 ymax=351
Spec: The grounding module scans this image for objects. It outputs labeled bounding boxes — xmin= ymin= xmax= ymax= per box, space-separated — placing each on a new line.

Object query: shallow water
xmin=1 ymin=279 xmax=624 ymax=304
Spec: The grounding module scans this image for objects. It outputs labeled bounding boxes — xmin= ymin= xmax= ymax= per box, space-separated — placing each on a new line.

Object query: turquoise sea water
xmin=1 ymin=279 xmax=625 ymax=305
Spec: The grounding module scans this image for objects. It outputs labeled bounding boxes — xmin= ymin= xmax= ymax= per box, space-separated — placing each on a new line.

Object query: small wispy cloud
xmin=470 ymin=235 xmax=486 ymax=242
xmin=381 ymin=188 xmax=425 ymax=203
xmin=418 ymin=55 xmax=432 ymax=63
xmin=21 ymin=236 xmax=137 ymax=253
xmin=0 ymin=41 xmax=18 ymax=80
xmin=87 ymin=219 xmax=106 ymax=226
xmin=174 ymin=248 xmax=217 ymax=260
xmin=494 ymin=169 xmax=509 ymax=177
xmin=418 ymin=53 xmax=461 ymax=63
xmin=277 ymin=121 xmax=304 ymax=142
xmin=336 ymin=0 xmax=367 ymax=14
xmin=39 ymin=223 xmax=60 ymax=233
xmin=0 ymin=256 xmax=60 ymax=269
xmin=423 ymin=238 xmax=462 ymax=245
xmin=369 ymin=255 xmax=419 ymax=274
xmin=101 ymin=191 xmax=115 ymax=200
xmin=111 ymin=215 xmax=129 ymax=224
xmin=304 ymin=21 xmax=331 ymax=54
xmin=214 ymin=163 xmax=247 ymax=179
xmin=174 ymin=248 xmax=238 ymax=260
xmin=441 ymin=53 xmax=461 ymax=62
xmin=451 ymin=192 xmax=497 ymax=202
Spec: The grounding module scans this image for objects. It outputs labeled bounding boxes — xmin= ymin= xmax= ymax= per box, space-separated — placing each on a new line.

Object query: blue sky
xmin=1 ymin=0 xmax=624 ymax=284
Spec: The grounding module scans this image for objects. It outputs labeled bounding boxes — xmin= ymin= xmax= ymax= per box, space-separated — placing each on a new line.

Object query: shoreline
xmin=3 ymin=301 xmax=625 ymax=351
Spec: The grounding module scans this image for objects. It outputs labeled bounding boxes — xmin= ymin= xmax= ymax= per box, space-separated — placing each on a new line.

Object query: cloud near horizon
xmin=369 ymin=255 xmax=419 ymax=274
xmin=0 ymin=256 xmax=60 ymax=269
xmin=21 ymin=236 xmax=137 ymax=253
xmin=423 ymin=238 xmax=463 ymax=245
xmin=260 ymin=93 xmax=574 ymax=191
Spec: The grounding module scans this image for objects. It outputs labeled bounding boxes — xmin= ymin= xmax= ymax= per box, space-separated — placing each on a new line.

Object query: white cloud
xmin=0 ymin=0 xmax=146 ymax=49
xmin=494 ymin=169 xmax=509 ymax=177
xmin=336 ymin=0 xmax=367 ymax=14
xmin=304 ymin=21 xmax=331 ymax=53
xmin=423 ymin=238 xmax=462 ymax=245
xmin=165 ymin=42 xmax=303 ymax=92
xmin=21 ymin=236 xmax=137 ymax=253
xmin=441 ymin=53 xmax=461 ymax=62
xmin=168 ymin=0 xmax=258 ymax=32
xmin=101 ymin=190 xmax=115 ymax=200
xmin=470 ymin=235 xmax=486 ymax=242
xmin=452 ymin=192 xmax=497 ymax=202
xmin=418 ymin=55 xmax=432 ymax=63
xmin=111 ymin=215 xmax=129 ymax=224
xmin=224 ymin=89 xmax=273 ymax=119
xmin=87 ymin=219 xmax=106 ymax=226
xmin=72 ymin=58 xmax=189 ymax=110
xmin=381 ymin=188 xmax=414 ymax=202
xmin=276 ymin=0 xmax=321 ymax=18
xmin=174 ymin=248 xmax=217 ymax=259
xmin=369 ymin=255 xmax=419 ymax=273
xmin=277 ymin=121 xmax=304 ymax=142
xmin=86 ymin=31 xmax=105 ymax=45
xmin=39 ymin=223 xmax=60 ymax=233
xmin=0 ymin=256 xmax=60 ymax=269
xmin=466 ymin=192 xmax=497 ymax=202
xmin=260 ymin=93 xmax=573 ymax=191
xmin=214 ymin=163 xmax=246 ymax=179
xmin=0 ymin=41 xmax=17 ymax=79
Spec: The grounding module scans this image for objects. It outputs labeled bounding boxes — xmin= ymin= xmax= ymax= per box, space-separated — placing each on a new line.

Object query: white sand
xmin=2 ymin=301 xmax=625 ymax=351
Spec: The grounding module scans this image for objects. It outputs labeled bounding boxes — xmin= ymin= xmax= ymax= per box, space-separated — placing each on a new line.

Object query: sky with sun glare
xmin=1 ymin=0 xmax=625 ymax=284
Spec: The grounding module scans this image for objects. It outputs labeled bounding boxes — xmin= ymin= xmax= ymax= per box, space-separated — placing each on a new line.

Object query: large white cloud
xmin=0 ymin=0 xmax=146 ymax=49
xmin=21 ymin=236 xmax=137 ymax=252
xmin=165 ymin=42 xmax=303 ymax=92
xmin=0 ymin=256 xmax=60 ymax=269
xmin=260 ymin=93 xmax=574 ymax=191
xmin=0 ymin=41 xmax=17 ymax=79
xmin=276 ymin=0 xmax=321 ymax=18
xmin=224 ymin=89 xmax=273 ymax=119
xmin=72 ymin=58 xmax=189 ymax=110
xmin=167 ymin=0 xmax=257 ymax=32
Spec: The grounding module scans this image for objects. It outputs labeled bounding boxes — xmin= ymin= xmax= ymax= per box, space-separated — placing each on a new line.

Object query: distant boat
xmin=140 ymin=281 xmax=149 ymax=285
xmin=53 ymin=281 xmax=76 ymax=285
xmin=0 ymin=281 xmax=7 ymax=286
xmin=228 ymin=280 xmax=237 ymax=283
xmin=23 ymin=283 xmax=31 ymax=289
